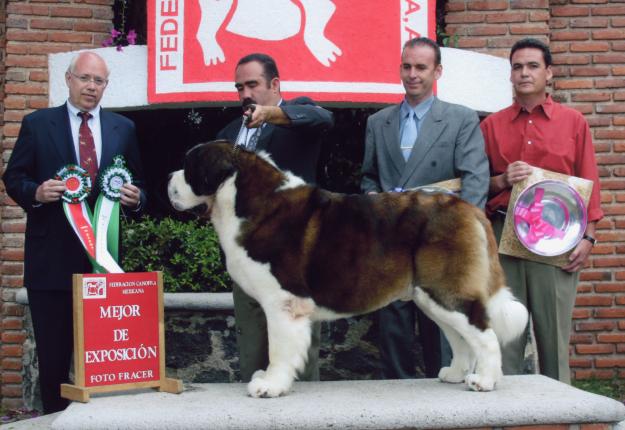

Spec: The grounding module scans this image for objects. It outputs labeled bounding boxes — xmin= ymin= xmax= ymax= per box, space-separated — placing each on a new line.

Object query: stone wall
xmin=18 ymin=306 xmax=391 ymax=411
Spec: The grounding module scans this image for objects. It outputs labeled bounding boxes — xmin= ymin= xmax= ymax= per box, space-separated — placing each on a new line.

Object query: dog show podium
xmin=8 ymin=375 xmax=625 ymax=430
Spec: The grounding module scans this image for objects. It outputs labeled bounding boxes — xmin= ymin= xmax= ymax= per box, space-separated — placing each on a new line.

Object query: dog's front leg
xmin=247 ymin=298 xmax=313 ymax=398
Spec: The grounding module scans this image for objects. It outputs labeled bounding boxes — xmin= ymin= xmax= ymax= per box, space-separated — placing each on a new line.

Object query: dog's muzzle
xmin=187 ymin=203 xmax=209 ymax=217
xmin=168 ymin=170 xmax=212 ymax=217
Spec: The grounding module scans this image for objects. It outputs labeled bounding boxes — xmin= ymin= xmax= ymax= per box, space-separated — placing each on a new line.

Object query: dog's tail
xmin=486 ymin=287 xmax=528 ymax=345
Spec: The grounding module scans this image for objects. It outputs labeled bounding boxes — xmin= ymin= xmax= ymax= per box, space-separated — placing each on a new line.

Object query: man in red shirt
xmin=480 ymin=38 xmax=603 ymax=383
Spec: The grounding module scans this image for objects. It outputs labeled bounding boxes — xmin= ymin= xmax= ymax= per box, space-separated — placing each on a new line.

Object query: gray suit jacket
xmin=361 ymin=97 xmax=489 ymax=208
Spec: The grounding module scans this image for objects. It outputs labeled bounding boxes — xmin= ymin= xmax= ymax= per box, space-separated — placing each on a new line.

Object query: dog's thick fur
xmin=168 ymin=141 xmax=528 ymax=397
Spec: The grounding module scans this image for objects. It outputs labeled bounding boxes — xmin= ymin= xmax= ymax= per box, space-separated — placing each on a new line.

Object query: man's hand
xmin=504 ymin=161 xmax=533 ymax=186
xmin=490 ymin=161 xmax=533 ymax=195
xmin=35 ymin=179 xmax=66 ymax=203
xmin=244 ymin=105 xmax=290 ymax=128
xmin=562 ymin=238 xmax=593 ymax=273
xmin=120 ymin=183 xmax=141 ymax=209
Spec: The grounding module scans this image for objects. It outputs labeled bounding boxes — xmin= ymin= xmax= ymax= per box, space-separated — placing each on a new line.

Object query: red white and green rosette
xmin=93 ymin=156 xmax=133 ymax=274
xmin=56 ymin=164 xmax=91 ymax=203
xmin=99 ymin=155 xmax=133 ymax=201
xmin=55 ymin=164 xmax=103 ymax=272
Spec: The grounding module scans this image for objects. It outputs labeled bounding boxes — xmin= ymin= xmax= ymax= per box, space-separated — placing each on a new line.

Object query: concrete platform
xmin=2 ymin=375 xmax=624 ymax=430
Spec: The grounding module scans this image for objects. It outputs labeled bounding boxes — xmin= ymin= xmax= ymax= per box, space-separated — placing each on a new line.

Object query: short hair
xmin=66 ymin=51 xmax=110 ymax=77
xmin=402 ymin=37 xmax=441 ymax=66
xmin=237 ymin=53 xmax=280 ymax=82
xmin=509 ymin=38 xmax=552 ymax=67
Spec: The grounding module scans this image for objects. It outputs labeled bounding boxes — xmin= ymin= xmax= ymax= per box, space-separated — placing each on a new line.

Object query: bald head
xmin=65 ymin=51 xmax=110 ymax=111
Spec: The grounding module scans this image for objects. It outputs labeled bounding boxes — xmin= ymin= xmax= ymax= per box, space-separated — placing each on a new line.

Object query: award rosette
xmin=56 ymin=164 xmax=102 ymax=271
xmin=93 ymin=156 xmax=133 ymax=274
xmin=56 ymin=156 xmax=134 ymax=274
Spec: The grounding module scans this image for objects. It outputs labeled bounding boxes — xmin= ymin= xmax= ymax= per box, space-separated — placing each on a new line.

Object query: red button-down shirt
xmin=480 ymin=95 xmax=603 ymax=222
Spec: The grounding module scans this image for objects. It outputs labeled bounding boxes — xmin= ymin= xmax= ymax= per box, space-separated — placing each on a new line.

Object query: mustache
xmin=241 ymin=98 xmax=255 ymax=110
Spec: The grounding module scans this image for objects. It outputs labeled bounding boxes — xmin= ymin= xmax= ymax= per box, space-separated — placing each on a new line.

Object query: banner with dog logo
xmin=148 ymin=0 xmax=436 ymax=104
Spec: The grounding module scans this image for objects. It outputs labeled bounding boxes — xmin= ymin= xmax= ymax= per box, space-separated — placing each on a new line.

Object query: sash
xmin=56 ymin=156 xmax=133 ymax=273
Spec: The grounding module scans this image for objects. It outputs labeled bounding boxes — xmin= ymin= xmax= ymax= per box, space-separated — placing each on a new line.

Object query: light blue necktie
xmin=400 ymin=111 xmax=418 ymax=160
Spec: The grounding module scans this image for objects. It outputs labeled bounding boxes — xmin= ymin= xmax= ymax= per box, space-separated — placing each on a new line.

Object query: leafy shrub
xmin=121 ymin=217 xmax=231 ymax=293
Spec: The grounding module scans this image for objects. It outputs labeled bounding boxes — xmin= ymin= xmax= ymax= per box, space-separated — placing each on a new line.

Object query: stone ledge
xmin=15 ymin=288 xmax=234 ymax=311
xmin=4 ymin=375 xmax=622 ymax=430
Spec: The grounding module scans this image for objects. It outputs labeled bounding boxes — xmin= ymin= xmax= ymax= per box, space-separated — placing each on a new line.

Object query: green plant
xmin=573 ymin=377 xmax=625 ymax=402
xmin=436 ymin=26 xmax=459 ymax=48
xmin=121 ymin=216 xmax=231 ymax=293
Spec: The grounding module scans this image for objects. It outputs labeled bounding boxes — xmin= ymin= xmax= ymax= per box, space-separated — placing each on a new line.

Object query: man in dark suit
xmin=3 ymin=51 xmax=146 ymax=413
xmin=216 ymin=53 xmax=333 ymax=382
xmin=361 ymin=37 xmax=489 ymax=379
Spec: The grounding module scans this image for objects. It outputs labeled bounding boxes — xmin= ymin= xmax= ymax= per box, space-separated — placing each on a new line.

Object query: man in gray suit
xmin=361 ymin=37 xmax=489 ymax=379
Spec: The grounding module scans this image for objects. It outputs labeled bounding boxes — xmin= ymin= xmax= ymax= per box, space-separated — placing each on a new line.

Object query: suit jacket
xmin=3 ymin=104 xmax=146 ymax=291
xmin=217 ymin=97 xmax=333 ymax=184
xmin=361 ymin=97 xmax=489 ymax=208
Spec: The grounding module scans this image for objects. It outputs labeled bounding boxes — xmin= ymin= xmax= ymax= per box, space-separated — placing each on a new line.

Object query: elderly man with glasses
xmin=3 ymin=51 xmax=146 ymax=414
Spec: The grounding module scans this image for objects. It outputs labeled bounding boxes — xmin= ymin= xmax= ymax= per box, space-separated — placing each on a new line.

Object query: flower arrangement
xmin=102 ymin=0 xmax=137 ymax=51
xmin=102 ymin=28 xmax=137 ymax=51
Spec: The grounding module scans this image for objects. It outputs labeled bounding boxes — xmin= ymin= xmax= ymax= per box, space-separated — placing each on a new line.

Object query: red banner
xmin=81 ymin=272 xmax=160 ymax=387
xmin=148 ymin=0 xmax=436 ymax=104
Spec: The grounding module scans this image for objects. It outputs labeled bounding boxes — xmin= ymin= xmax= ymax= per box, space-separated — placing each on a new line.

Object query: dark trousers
xmin=377 ymin=300 xmax=451 ymax=379
xmin=232 ymin=283 xmax=321 ymax=382
xmin=27 ymin=290 xmax=73 ymax=414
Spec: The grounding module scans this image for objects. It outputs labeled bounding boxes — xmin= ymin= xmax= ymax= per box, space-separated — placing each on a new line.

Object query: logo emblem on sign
xmin=83 ymin=277 xmax=106 ymax=299
xmin=197 ymin=0 xmax=341 ymax=67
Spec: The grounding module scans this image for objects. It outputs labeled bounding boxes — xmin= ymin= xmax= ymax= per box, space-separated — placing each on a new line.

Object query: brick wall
xmin=446 ymin=0 xmax=625 ymax=380
xmin=0 ymin=0 xmax=113 ymax=410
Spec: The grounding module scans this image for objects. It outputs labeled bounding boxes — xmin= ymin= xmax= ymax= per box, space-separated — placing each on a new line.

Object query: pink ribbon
xmin=514 ymin=187 xmax=569 ymax=245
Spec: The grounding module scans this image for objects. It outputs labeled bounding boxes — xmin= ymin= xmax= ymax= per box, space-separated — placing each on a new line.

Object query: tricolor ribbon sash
xmin=92 ymin=156 xmax=133 ymax=273
xmin=57 ymin=165 xmax=104 ymax=272
xmin=56 ymin=157 xmax=133 ymax=274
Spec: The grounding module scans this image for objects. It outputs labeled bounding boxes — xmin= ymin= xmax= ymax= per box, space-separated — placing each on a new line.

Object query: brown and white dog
xmin=168 ymin=140 xmax=528 ymax=398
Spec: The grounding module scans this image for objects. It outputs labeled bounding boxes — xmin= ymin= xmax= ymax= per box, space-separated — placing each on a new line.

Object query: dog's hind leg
xmin=247 ymin=297 xmax=313 ymax=398
xmin=436 ymin=320 xmax=476 ymax=383
xmin=413 ymin=287 xmax=502 ymax=391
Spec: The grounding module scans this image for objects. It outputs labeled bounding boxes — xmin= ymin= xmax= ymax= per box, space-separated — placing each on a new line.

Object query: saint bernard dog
xmin=168 ymin=140 xmax=528 ymax=398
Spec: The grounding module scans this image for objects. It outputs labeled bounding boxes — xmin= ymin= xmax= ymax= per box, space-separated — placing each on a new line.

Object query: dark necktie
xmin=78 ymin=111 xmax=98 ymax=185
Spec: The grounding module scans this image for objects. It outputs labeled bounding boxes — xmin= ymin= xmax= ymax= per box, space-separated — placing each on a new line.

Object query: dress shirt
xmin=235 ymin=98 xmax=283 ymax=148
xmin=67 ymin=101 xmax=102 ymax=167
xmin=481 ymin=95 xmax=603 ymax=222
xmin=399 ymin=96 xmax=434 ymax=143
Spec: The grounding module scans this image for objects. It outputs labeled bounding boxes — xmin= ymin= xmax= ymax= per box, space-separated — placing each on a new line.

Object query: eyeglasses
xmin=70 ymin=72 xmax=108 ymax=87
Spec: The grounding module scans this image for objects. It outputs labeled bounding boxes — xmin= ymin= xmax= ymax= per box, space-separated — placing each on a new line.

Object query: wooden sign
xmin=61 ymin=272 xmax=182 ymax=402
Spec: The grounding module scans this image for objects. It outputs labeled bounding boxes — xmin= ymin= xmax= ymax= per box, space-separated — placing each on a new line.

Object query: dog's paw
xmin=438 ymin=366 xmax=466 ymax=383
xmin=247 ymin=375 xmax=289 ymax=398
xmin=250 ymin=369 xmax=266 ymax=380
xmin=465 ymin=373 xmax=496 ymax=392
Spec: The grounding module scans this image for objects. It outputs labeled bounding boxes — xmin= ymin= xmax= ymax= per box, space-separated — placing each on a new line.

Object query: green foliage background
xmin=121 ymin=217 xmax=231 ymax=293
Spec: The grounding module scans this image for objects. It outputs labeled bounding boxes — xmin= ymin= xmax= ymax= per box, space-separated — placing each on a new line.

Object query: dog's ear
xmin=184 ymin=141 xmax=236 ymax=196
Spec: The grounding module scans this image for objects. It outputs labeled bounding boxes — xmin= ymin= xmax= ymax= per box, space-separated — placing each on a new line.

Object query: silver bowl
xmin=513 ymin=180 xmax=587 ymax=256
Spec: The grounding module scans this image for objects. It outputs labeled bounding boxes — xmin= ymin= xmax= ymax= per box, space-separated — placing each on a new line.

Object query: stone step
xmin=2 ymin=375 xmax=624 ymax=430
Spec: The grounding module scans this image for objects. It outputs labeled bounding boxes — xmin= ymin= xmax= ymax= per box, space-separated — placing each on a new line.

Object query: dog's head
xmin=168 ymin=140 xmax=238 ymax=216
